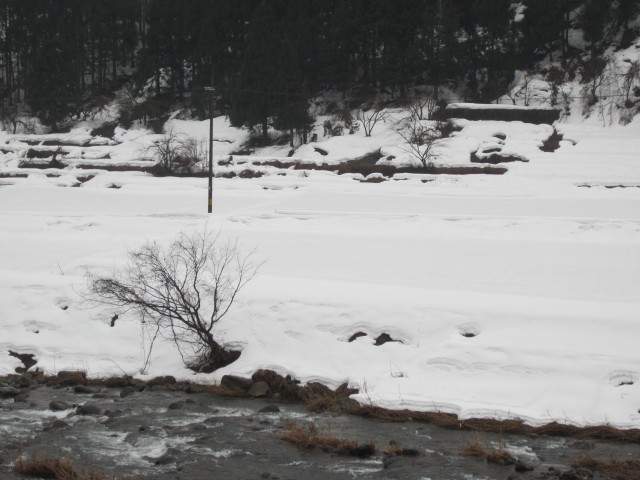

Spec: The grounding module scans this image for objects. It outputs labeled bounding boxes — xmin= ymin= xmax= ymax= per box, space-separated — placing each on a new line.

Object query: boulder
xmin=50 ymin=400 xmax=73 ymax=411
xmin=259 ymin=404 xmax=281 ymax=414
xmin=120 ymin=386 xmax=136 ymax=398
xmin=43 ymin=419 xmax=69 ymax=431
xmin=221 ymin=375 xmax=252 ymax=391
xmin=248 ymin=381 xmax=270 ymax=397
xmin=13 ymin=392 xmax=29 ymax=403
xmin=148 ymin=375 xmax=176 ymax=386
xmin=0 ymin=386 xmax=20 ymax=398
xmin=74 ymin=385 xmax=96 ymax=394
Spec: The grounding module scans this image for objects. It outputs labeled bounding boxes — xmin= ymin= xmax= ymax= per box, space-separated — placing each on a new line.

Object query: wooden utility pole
xmin=204 ymin=86 xmax=215 ymax=213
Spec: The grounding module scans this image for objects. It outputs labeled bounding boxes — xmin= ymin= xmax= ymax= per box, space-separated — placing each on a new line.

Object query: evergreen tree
xmin=229 ymin=1 xmax=284 ymax=139
xmin=579 ymin=0 xmax=615 ymax=54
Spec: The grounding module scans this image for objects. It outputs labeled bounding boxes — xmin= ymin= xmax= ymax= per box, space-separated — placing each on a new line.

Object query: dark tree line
xmin=0 ymin=0 xmax=141 ymax=130
xmin=1 ymin=0 xmax=638 ymax=133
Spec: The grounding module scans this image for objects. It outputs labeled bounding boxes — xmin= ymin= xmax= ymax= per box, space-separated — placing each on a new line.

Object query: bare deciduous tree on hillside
xmin=506 ymin=71 xmax=537 ymax=106
xmin=357 ymin=103 xmax=388 ymax=137
xmin=407 ymin=88 xmax=438 ymax=120
xmin=87 ymin=229 xmax=259 ymax=373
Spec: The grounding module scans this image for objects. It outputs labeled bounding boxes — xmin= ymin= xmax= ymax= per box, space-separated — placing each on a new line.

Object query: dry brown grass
xmin=460 ymin=437 xmax=488 ymax=458
xmin=14 ymin=452 xmax=130 ymax=480
xmin=346 ymin=404 xmax=640 ymax=444
xmin=460 ymin=436 xmax=515 ymax=465
xmin=279 ymin=421 xmax=376 ymax=457
xmin=384 ymin=440 xmax=420 ymax=456
xmin=573 ymin=453 xmax=640 ymax=480
xmin=207 ymin=383 xmax=250 ymax=397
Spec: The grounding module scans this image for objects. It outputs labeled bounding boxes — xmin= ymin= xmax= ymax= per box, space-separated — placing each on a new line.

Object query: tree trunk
xmin=191 ymin=335 xmax=240 ymax=373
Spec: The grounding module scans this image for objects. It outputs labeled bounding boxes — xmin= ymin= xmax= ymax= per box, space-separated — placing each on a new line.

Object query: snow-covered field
xmin=1 ymin=113 xmax=639 ymax=429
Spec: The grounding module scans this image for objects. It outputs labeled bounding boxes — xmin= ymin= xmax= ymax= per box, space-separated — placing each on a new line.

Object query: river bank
xmin=2 ymin=371 xmax=640 ymax=479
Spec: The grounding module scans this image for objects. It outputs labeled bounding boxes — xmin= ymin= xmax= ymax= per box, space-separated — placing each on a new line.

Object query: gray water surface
xmin=1 ymin=385 xmax=639 ymax=479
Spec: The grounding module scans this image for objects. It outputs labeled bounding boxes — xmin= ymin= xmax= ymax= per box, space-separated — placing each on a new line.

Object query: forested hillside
xmin=1 ymin=0 xmax=639 ymax=133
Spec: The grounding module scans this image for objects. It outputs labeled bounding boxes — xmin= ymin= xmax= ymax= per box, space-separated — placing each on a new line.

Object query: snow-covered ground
xmin=1 ymin=112 xmax=639 ymax=430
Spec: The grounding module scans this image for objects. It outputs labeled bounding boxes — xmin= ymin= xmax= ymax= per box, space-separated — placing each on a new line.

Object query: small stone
xmin=74 ymin=385 xmax=95 ymax=394
xmin=348 ymin=331 xmax=367 ymax=342
xmin=374 ymin=333 xmax=399 ymax=346
xmin=154 ymin=455 xmax=176 ymax=465
xmin=120 ymin=386 xmax=136 ymax=398
xmin=154 ymin=448 xmax=180 ymax=465
xmin=49 ymin=400 xmax=72 ymax=411
xmin=55 ymin=370 xmax=87 ymax=386
xmin=515 ymin=461 xmax=535 ymax=473
xmin=168 ymin=402 xmax=183 ymax=410
xmin=559 ymin=471 xmax=581 ymax=480
xmin=77 ymin=403 xmax=101 ymax=415
xmin=259 ymin=405 xmax=280 ymax=413
xmin=248 ymin=381 xmax=270 ymax=397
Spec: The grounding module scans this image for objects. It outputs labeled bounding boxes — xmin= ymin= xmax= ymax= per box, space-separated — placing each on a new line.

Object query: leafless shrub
xmin=395 ymin=114 xmax=441 ymax=171
xmin=142 ymin=128 xmax=207 ymax=174
xmin=356 ymin=102 xmax=388 ymax=137
xmin=87 ymin=229 xmax=259 ymax=373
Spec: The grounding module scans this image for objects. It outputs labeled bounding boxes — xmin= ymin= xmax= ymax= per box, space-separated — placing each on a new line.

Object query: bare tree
xmin=506 ymin=71 xmax=537 ymax=106
xmin=395 ymin=115 xmax=441 ymax=171
xmin=1 ymin=101 xmax=35 ymax=134
xmin=408 ymin=88 xmax=438 ymax=120
xmin=619 ymin=60 xmax=640 ymax=124
xmin=87 ymin=229 xmax=259 ymax=373
xmin=356 ymin=102 xmax=388 ymax=137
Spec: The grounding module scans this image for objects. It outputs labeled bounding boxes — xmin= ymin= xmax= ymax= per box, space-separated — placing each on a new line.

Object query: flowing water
xmin=1 ymin=385 xmax=639 ymax=479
